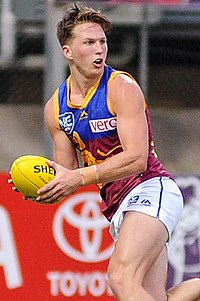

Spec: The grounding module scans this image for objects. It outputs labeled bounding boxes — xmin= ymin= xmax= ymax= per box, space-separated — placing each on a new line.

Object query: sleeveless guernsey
xmin=53 ymin=65 xmax=172 ymax=221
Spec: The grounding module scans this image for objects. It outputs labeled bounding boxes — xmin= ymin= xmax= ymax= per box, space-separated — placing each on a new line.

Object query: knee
xmin=107 ymin=257 xmax=128 ymax=296
xmin=107 ymin=256 xmax=138 ymax=297
xmin=107 ymin=262 xmax=122 ymax=295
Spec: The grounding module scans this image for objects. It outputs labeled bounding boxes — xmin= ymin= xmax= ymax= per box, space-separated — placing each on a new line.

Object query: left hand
xmin=36 ymin=160 xmax=82 ymax=204
xmin=8 ymin=172 xmax=22 ymax=193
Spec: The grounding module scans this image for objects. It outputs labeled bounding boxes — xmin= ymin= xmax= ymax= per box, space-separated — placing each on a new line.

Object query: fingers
xmin=8 ymin=177 xmax=20 ymax=192
xmin=37 ymin=195 xmax=63 ymax=205
xmin=36 ymin=179 xmax=59 ymax=201
xmin=8 ymin=165 xmax=61 ymax=204
xmin=36 ymin=189 xmax=63 ymax=204
xmin=37 ymin=178 xmax=57 ymax=196
xmin=36 ymin=183 xmax=77 ymax=203
xmin=36 ymin=164 xmax=77 ymax=204
xmin=36 ymin=163 xmax=63 ymax=196
xmin=46 ymin=159 xmax=58 ymax=171
xmin=12 ymin=187 xmax=20 ymax=192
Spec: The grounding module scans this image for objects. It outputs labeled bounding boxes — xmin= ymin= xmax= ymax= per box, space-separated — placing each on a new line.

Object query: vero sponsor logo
xmin=89 ymin=117 xmax=117 ymax=133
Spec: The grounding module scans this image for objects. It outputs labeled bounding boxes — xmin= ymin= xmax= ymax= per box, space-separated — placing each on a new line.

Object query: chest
xmin=59 ymin=96 xmax=117 ymax=143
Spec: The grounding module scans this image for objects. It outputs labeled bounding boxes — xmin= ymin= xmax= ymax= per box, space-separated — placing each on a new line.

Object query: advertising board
xmin=0 ymin=172 xmax=200 ymax=300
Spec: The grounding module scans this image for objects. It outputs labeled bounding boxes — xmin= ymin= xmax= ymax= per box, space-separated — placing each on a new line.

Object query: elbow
xmin=135 ymin=155 xmax=147 ymax=174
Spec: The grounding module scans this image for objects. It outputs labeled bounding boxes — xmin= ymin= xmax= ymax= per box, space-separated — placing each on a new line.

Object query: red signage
xmin=1 ymin=171 xmax=200 ymax=300
xmin=0 ymin=172 xmax=115 ymax=301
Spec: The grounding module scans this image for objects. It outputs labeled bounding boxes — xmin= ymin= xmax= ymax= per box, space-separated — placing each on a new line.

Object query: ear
xmin=62 ymin=45 xmax=73 ymax=60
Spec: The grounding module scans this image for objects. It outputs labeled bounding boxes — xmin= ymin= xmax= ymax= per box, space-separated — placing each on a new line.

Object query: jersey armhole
xmin=107 ymin=71 xmax=147 ymax=114
xmin=53 ymin=88 xmax=60 ymax=128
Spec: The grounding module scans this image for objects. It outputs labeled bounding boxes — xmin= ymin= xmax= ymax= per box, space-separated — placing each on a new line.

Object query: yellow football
xmin=10 ymin=155 xmax=55 ymax=200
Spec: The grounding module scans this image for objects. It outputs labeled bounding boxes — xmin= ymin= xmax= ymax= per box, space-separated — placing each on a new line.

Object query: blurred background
xmin=0 ymin=2 xmax=200 ymax=297
xmin=1 ymin=0 xmax=200 ymax=173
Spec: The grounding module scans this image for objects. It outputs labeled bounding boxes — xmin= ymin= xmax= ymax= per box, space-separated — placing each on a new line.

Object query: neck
xmin=69 ymin=67 xmax=104 ymax=103
xmin=71 ymin=76 xmax=97 ymax=98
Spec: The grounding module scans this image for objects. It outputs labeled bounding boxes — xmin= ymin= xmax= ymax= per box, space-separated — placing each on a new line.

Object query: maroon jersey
xmin=54 ymin=65 xmax=172 ymax=222
xmin=100 ymin=104 xmax=172 ymax=221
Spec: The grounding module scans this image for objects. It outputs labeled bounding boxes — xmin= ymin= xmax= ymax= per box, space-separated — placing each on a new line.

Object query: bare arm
xmin=96 ymin=74 xmax=148 ymax=182
xmin=44 ymin=97 xmax=79 ymax=169
xmin=36 ymin=98 xmax=82 ymax=202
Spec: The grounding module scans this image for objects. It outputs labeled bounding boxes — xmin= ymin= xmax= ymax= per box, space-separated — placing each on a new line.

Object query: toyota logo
xmin=53 ymin=191 xmax=114 ymax=263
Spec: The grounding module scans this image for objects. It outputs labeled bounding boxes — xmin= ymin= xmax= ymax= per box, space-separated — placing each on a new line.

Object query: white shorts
xmin=110 ymin=177 xmax=184 ymax=241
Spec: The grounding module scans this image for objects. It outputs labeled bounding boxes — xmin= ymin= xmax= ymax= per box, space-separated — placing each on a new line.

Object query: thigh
xmin=108 ymin=211 xmax=168 ymax=284
xmin=109 ymin=177 xmax=183 ymax=242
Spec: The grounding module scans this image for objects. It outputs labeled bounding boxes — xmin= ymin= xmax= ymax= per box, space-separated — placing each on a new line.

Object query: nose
xmin=95 ymin=41 xmax=103 ymax=53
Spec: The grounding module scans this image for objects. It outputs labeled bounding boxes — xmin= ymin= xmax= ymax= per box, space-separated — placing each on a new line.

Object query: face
xmin=63 ymin=22 xmax=108 ymax=79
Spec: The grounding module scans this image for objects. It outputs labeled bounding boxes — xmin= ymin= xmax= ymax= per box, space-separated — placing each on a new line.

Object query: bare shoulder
xmin=44 ymin=96 xmax=59 ymax=131
xmin=44 ymin=96 xmax=54 ymax=116
xmin=44 ymin=97 xmax=54 ymax=120
xmin=109 ymin=73 xmax=145 ymax=114
xmin=111 ymin=73 xmax=142 ymax=91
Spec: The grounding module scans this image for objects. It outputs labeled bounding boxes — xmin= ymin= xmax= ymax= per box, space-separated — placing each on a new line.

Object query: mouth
xmin=93 ymin=58 xmax=103 ymax=67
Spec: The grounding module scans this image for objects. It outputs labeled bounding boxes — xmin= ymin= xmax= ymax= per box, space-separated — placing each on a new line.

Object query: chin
xmin=94 ymin=65 xmax=104 ymax=74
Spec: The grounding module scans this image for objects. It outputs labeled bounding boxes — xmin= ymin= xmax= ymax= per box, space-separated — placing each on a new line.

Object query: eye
xmin=100 ymin=39 xmax=106 ymax=45
xmin=84 ymin=40 xmax=93 ymax=46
